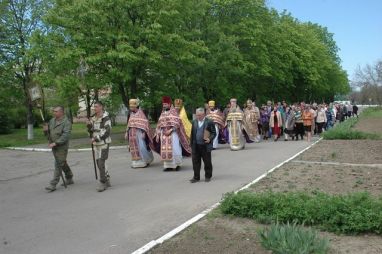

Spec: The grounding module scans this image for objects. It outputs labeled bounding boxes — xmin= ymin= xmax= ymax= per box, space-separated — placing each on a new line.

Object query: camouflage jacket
xmin=45 ymin=116 xmax=72 ymax=147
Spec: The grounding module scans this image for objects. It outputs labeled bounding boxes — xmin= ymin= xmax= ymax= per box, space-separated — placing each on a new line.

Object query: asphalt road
xmin=0 ymin=138 xmax=317 ymax=254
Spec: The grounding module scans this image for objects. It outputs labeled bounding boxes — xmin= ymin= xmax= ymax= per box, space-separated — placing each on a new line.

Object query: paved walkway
xmin=0 ymin=138 xmax=318 ymax=254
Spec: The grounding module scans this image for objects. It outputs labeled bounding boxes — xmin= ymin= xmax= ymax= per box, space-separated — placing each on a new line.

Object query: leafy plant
xmin=220 ymin=191 xmax=382 ymax=234
xmin=259 ymin=222 xmax=329 ymax=254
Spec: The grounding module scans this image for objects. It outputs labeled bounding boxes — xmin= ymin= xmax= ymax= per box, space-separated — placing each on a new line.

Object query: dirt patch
xmin=150 ymin=215 xmax=271 ymax=254
xmin=323 ymin=232 xmax=382 ymax=254
xmin=250 ymin=162 xmax=382 ymax=196
xmin=354 ymin=117 xmax=382 ymax=135
xmin=150 ymin=213 xmax=382 ymax=254
xmin=151 ymin=138 xmax=382 ymax=254
xmin=296 ymin=140 xmax=382 ymax=164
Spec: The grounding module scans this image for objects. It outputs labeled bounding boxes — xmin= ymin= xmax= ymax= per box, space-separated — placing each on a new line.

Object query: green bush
xmin=220 ymin=191 xmax=382 ymax=234
xmin=259 ymin=222 xmax=329 ymax=254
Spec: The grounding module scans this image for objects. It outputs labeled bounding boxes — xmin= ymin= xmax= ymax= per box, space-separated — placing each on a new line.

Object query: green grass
xmin=361 ymin=106 xmax=382 ymax=118
xmin=259 ymin=222 xmax=330 ymax=254
xmin=0 ymin=123 xmax=127 ymax=148
xmin=323 ymin=107 xmax=382 ymax=140
xmin=220 ymin=191 xmax=382 ymax=235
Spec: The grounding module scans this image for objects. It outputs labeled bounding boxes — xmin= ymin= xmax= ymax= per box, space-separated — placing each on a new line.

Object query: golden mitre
xmin=208 ymin=100 xmax=215 ymax=107
xmin=129 ymin=99 xmax=139 ymax=108
xmin=174 ymin=98 xmax=183 ymax=108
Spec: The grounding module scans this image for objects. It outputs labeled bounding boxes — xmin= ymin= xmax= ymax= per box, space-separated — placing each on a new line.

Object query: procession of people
xmin=43 ymin=96 xmax=352 ymax=192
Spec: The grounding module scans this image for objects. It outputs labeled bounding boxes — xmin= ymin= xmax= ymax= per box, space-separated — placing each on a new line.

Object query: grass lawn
xmin=0 ymin=123 xmax=127 ymax=148
xmin=323 ymin=107 xmax=382 ymax=140
xmin=361 ymin=106 xmax=382 ymax=118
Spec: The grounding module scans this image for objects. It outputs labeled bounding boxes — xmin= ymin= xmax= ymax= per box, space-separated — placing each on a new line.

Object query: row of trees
xmin=1 ymin=0 xmax=350 ymax=135
xmin=350 ymin=59 xmax=382 ymax=105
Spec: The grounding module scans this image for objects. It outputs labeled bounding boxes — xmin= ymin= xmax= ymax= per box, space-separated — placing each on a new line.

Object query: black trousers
xmin=192 ymin=144 xmax=213 ymax=180
xmin=295 ymin=123 xmax=304 ymax=139
xmin=317 ymin=122 xmax=325 ymax=134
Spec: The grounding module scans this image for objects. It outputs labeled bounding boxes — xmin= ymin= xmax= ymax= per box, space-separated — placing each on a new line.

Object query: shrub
xmin=259 ymin=222 xmax=329 ymax=254
xmin=220 ymin=191 xmax=382 ymax=234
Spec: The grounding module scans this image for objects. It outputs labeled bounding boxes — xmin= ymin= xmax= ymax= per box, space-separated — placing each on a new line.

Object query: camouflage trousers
xmin=50 ymin=146 xmax=73 ymax=186
xmin=94 ymin=144 xmax=110 ymax=183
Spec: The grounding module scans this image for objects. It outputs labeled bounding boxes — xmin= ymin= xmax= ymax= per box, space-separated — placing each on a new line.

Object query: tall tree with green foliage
xmin=0 ymin=0 xmax=50 ymax=139
xmin=34 ymin=0 xmax=350 ymax=119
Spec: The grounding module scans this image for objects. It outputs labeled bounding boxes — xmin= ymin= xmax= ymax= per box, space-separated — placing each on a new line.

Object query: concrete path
xmin=0 ymin=138 xmax=318 ymax=254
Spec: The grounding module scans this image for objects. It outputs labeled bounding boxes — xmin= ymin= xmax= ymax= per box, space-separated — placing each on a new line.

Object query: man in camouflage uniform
xmin=87 ymin=101 xmax=112 ymax=192
xmin=44 ymin=106 xmax=73 ymax=192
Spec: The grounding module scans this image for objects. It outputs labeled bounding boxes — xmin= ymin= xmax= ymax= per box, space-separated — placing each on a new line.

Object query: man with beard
xmin=125 ymin=99 xmax=154 ymax=168
xmin=154 ymin=96 xmax=191 ymax=171
xmin=226 ymin=98 xmax=245 ymax=150
xmin=206 ymin=100 xmax=225 ymax=149
xmin=243 ymin=99 xmax=260 ymax=143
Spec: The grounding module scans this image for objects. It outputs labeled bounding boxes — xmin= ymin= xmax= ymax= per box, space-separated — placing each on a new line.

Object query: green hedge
xmin=221 ymin=191 xmax=382 ymax=234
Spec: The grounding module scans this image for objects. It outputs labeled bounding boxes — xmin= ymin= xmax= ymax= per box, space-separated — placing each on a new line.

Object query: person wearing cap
xmin=86 ymin=101 xmax=112 ymax=192
xmin=226 ymin=98 xmax=245 ymax=150
xmin=174 ymin=98 xmax=192 ymax=140
xmin=206 ymin=100 xmax=225 ymax=149
xmin=125 ymin=99 xmax=154 ymax=168
xmin=154 ymin=96 xmax=191 ymax=171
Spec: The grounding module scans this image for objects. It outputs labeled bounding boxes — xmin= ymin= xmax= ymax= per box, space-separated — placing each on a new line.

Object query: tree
xmin=0 ymin=0 xmax=50 ymax=139
xmin=352 ymin=59 xmax=382 ymax=105
xmin=34 ymin=0 xmax=350 ymax=118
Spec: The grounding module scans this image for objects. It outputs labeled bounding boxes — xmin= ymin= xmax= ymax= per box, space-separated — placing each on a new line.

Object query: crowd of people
xmin=43 ymin=97 xmax=358 ymax=192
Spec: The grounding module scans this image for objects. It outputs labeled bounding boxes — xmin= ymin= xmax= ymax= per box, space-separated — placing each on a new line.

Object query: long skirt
xmin=272 ymin=125 xmax=281 ymax=137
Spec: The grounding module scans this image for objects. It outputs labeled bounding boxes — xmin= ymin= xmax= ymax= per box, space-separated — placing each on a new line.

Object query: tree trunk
xmin=68 ymin=107 xmax=73 ymax=123
xmin=130 ymin=76 xmax=138 ymax=98
xmin=27 ymin=101 xmax=34 ymax=140
xmin=86 ymin=89 xmax=91 ymax=118
xmin=118 ymin=81 xmax=129 ymax=108
xmin=22 ymin=78 xmax=35 ymax=140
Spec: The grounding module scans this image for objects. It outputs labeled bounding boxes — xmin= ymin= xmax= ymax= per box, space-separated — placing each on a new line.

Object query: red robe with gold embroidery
xmin=153 ymin=107 xmax=191 ymax=160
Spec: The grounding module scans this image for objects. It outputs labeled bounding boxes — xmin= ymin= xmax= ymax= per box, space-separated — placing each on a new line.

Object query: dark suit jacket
xmin=190 ymin=118 xmax=217 ymax=153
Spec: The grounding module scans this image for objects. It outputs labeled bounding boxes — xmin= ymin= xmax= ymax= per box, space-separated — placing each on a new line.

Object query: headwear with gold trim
xmin=208 ymin=100 xmax=215 ymax=107
xmin=129 ymin=98 xmax=139 ymax=108
xmin=174 ymin=99 xmax=183 ymax=108
xmin=162 ymin=96 xmax=172 ymax=105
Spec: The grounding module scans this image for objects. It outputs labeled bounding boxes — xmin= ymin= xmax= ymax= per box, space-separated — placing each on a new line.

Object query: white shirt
xmin=198 ymin=118 xmax=205 ymax=128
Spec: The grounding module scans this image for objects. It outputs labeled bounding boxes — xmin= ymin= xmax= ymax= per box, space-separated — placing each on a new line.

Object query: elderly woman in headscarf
xmin=269 ymin=105 xmax=282 ymax=141
xmin=284 ymin=105 xmax=296 ymax=141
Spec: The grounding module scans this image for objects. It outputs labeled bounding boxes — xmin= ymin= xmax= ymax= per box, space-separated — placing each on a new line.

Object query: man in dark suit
xmin=190 ymin=108 xmax=217 ymax=183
